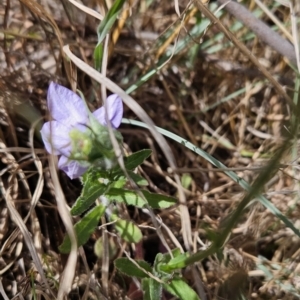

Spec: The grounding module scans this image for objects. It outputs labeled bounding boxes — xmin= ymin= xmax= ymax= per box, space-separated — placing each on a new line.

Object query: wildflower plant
xmin=41 ymin=82 xmax=197 ymax=299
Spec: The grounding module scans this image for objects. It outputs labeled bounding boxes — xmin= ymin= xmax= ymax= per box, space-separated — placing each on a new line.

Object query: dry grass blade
xmin=48 ymin=155 xmax=77 ymax=300
xmin=3 ymin=188 xmax=55 ymax=297
xmin=0 ymin=227 xmax=23 ymax=275
xmin=68 ymin=0 xmax=103 ymax=20
xmin=21 ymin=123 xmax=44 ymax=222
xmin=99 ymin=36 xmax=111 ymax=297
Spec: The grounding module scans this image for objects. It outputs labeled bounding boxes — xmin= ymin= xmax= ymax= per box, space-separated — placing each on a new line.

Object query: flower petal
xmin=58 ymin=156 xmax=88 ymax=179
xmin=93 ymin=94 xmax=123 ymax=128
xmin=47 ymin=82 xmax=89 ymax=125
xmin=40 ymin=121 xmax=72 ymax=156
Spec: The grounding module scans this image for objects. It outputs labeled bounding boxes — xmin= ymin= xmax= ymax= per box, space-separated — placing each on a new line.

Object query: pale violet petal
xmin=58 ymin=156 xmax=87 ymax=179
xmin=47 ymin=82 xmax=89 ymax=124
xmin=40 ymin=121 xmax=72 ymax=156
xmin=93 ymin=94 xmax=123 ymax=128
xmin=93 ymin=107 xmax=105 ymax=126
xmin=58 ymin=155 xmax=69 ymax=168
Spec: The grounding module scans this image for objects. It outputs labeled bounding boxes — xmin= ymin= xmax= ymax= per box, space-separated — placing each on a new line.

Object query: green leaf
xmin=94 ymin=0 xmax=126 ymax=70
xmin=122 ymin=149 xmax=152 ymax=171
xmin=71 ymin=169 xmax=109 ymax=216
xmin=59 ymin=205 xmax=105 ymax=253
xmin=111 ymin=214 xmax=143 ymax=243
xmin=94 ymin=236 xmax=118 ymax=259
xmin=105 ymin=188 xmax=176 ymax=209
xmin=163 ymin=277 xmax=200 ymax=300
xmin=143 ymin=190 xmax=177 ymax=209
xmin=126 ymin=171 xmax=149 ymax=186
xmin=181 ymin=173 xmax=192 ymax=190
xmin=105 ymin=188 xmax=145 ymax=207
xmin=115 ymin=258 xmax=152 ymax=278
xmin=113 ymin=171 xmax=148 ymax=187
xmin=159 ymin=253 xmax=189 ymax=273
xmin=154 ymin=248 xmax=181 ymax=265
xmin=142 ymin=278 xmax=162 ymax=300
xmin=71 ymin=181 xmax=107 ymax=216
xmin=93 ymin=43 xmax=103 ymax=71
xmin=111 ymin=178 xmax=127 ymax=189
xmin=153 ymin=249 xmax=185 ymax=276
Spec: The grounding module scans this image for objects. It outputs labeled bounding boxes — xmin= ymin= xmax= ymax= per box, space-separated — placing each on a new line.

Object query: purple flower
xmin=41 ymin=82 xmax=123 ymax=179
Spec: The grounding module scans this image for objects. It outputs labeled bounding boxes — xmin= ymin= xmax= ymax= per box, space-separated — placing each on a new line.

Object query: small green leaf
xmin=154 ymin=249 xmax=186 ymax=275
xmin=154 ymin=255 xmax=169 ymax=276
xmin=111 ymin=178 xmax=127 ymax=189
xmin=93 ymin=43 xmax=103 ymax=71
xmin=143 ymin=190 xmax=177 ymax=209
xmin=142 ymin=278 xmax=162 ymax=300
xmin=94 ymin=236 xmax=118 ymax=259
xmin=105 ymin=188 xmax=146 ymax=207
xmin=105 ymin=188 xmax=176 ymax=209
xmin=122 ymin=149 xmax=152 ymax=171
xmin=115 ymin=258 xmax=152 ymax=278
xmin=111 ymin=171 xmax=148 ymax=186
xmin=111 ymin=214 xmax=142 ymax=243
xmin=59 ymin=205 xmax=105 ymax=253
xmin=71 ymin=182 xmax=107 ymax=216
xmin=163 ymin=277 xmax=200 ymax=300
xmin=111 ymin=171 xmax=148 ymax=188
xmin=127 ymin=171 xmax=149 ymax=186
xmin=181 ymin=173 xmax=192 ymax=190
xmin=159 ymin=253 xmax=189 ymax=273
xmin=71 ymin=169 xmax=109 ymax=216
